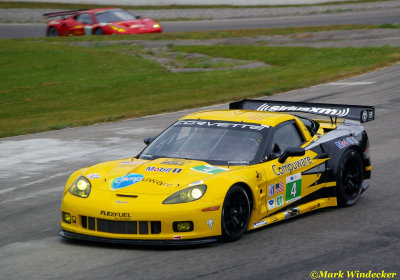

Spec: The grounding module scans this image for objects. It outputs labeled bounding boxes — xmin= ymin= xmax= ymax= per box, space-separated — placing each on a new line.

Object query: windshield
xmin=139 ymin=119 xmax=270 ymax=165
xmin=95 ymin=9 xmax=136 ymax=23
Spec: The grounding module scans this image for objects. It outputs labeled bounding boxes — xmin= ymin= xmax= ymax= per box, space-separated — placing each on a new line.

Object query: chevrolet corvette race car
xmin=60 ymin=100 xmax=374 ymax=245
xmin=43 ymin=8 xmax=162 ymax=36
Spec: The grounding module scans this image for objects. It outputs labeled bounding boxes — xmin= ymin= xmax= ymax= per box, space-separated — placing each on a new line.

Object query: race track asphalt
xmin=0 ymin=60 xmax=399 ymax=279
xmin=0 ymin=8 xmax=400 ymax=38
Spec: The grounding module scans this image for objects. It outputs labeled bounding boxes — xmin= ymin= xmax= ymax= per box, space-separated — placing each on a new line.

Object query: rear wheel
xmin=47 ymin=27 xmax=58 ymax=37
xmin=221 ymin=185 xmax=250 ymax=242
xmin=94 ymin=28 xmax=104 ymax=35
xmin=336 ymin=149 xmax=364 ymax=206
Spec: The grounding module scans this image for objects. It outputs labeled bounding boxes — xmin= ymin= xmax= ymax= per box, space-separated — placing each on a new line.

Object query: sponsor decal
xmin=275 ymin=181 xmax=285 ymax=193
xmin=161 ymin=159 xmax=188 ymax=166
xmin=368 ymin=110 xmax=374 ymax=120
xmin=111 ymin=173 xmax=143 ymax=190
xmin=268 ymin=198 xmax=276 ymax=210
xmin=310 ymin=203 xmax=321 ymax=211
xmin=191 ymin=165 xmax=229 ymax=175
xmin=285 ymin=173 xmax=302 ymax=203
xmin=84 ymin=25 xmax=92 ymax=36
xmin=145 ymin=166 xmax=182 ymax=173
xmin=253 ymin=220 xmax=268 ymax=228
xmin=120 ymin=160 xmax=143 ymax=165
xmin=207 ymin=219 xmax=214 ymax=230
xmin=87 ymin=173 xmax=100 ymax=179
xmin=248 ymin=114 xmax=265 ymax=121
xmin=257 ymin=103 xmax=350 ymax=117
xmin=268 ymin=216 xmax=279 ymax=223
xmin=177 ymin=120 xmax=267 ymax=130
xmin=110 ymin=173 xmax=181 ymax=190
xmin=256 ymin=171 xmax=262 ymax=181
xmin=100 ymin=211 xmax=131 ymax=218
xmin=362 ymin=110 xmax=368 ymax=122
xmin=335 ymin=136 xmax=359 ymax=149
xmin=272 ymin=156 xmax=312 ymax=176
xmin=228 ymin=160 xmax=249 ymax=164
xmin=141 ymin=177 xmax=174 ymax=187
xmin=173 ymin=235 xmax=182 ymax=240
xmin=276 ymin=195 xmax=284 ymax=207
xmin=268 ymin=184 xmax=275 ymax=197
xmin=115 ymin=200 xmax=128 ymax=204
xmin=189 ymin=180 xmax=204 ymax=187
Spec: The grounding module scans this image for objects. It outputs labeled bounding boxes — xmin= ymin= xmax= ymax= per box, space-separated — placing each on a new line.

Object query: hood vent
xmin=116 ymin=194 xmax=138 ymax=198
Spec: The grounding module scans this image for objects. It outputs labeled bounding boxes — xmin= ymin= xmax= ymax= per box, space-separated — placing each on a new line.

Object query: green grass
xmin=0 ymin=0 xmax=391 ymax=9
xmin=20 ymin=24 xmax=391 ymax=43
xmin=1 ymin=38 xmax=399 ymax=138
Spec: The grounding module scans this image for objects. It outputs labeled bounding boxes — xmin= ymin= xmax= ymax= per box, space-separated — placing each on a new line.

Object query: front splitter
xmin=60 ymin=230 xmax=219 ymax=246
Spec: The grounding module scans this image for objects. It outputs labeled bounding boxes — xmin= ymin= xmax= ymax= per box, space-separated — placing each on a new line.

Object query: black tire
xmin=94 ymin=28 xmax=104 ymax=35
xmin=221 ymin=185 xmax=251 ymax=242
xmin=336 ymin=149 xmax=364 ymax=206
xmin=47 ymin=27 xmax=59 ymax=37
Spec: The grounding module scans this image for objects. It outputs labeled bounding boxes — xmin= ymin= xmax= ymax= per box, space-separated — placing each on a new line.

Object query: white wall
xmin=5 ymin=0 xmax=353 ymax=6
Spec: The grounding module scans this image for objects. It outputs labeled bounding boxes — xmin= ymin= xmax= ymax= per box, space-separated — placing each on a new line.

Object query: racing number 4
xmin=291 ymin=183 xmax=297 ymax=197
xmin=286 ymin=173 xmax=302 ymax=203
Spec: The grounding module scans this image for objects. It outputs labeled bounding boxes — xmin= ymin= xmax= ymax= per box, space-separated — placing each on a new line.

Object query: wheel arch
xmin=232 ymin=182 xmax=254 ymax=212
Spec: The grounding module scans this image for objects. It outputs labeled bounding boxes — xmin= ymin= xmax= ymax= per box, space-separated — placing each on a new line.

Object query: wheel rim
xmin=48 ymin=28 xmax=57 ymax=36
xmin=341 ymin=157 xmax=362 ymax=200
xmin=223 ymin=191 xmax=249 ymax=235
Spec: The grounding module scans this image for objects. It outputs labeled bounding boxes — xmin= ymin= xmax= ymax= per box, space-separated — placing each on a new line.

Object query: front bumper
xmin=61 ymin=189 xmax=223 ymax=242
xmin=60 ymin=230 xmax=218 ymax=246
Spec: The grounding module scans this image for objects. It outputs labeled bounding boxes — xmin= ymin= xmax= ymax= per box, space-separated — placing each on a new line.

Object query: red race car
xmin=43 ymin=8 xmax=162 ymax=36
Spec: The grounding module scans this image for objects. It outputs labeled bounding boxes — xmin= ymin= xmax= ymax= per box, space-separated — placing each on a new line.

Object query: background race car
xmin=43 ymin=8 xmax=162 ymax=36
xmin=60 ymin=100 xmax=374 ymax=245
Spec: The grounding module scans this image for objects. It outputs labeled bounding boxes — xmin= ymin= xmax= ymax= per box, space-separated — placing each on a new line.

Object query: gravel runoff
xmin=73 ymin=28 xmax=400 ymax=48
xmin=0 ymin=0 xmax=400 ymax=23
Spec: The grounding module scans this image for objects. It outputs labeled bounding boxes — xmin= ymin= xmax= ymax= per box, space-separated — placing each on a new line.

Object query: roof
xmin=180 ymin=110 xmax=295 ymax=127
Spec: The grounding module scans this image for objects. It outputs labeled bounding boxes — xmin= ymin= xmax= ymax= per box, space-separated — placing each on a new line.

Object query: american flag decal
xmin=275 ymin=182 xmax=285 ymax=193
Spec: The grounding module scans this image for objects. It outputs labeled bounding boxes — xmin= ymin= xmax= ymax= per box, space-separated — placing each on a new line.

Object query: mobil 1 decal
xmin=285 ymin=173 xmax=301 ymax=203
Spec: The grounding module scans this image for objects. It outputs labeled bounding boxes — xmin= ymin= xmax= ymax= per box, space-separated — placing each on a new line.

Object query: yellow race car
xmin=60 ymin=99 xmax=374 ymax=245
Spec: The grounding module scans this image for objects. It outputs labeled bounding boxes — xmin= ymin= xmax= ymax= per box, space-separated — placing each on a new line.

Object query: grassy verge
xmin=0 ymin=0 xmax=391 ymax=10
xmin=20 ymin=24 xmax=398 ymax=43
xmin=1 ymin=38 xmax=399 ymax=138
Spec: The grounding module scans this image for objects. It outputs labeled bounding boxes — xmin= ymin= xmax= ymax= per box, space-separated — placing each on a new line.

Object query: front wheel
xmin=221 ymin=185 xmax=251 ymax=242
xmin=47 ymin=27 xmax=59 ymax=37
xmin=336 ymin=149 xmax=364 ymax=206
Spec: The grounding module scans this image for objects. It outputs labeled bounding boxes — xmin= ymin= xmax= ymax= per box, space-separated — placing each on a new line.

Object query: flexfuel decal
xmin=285 ymin=173 xmax=302 ymax=203
xmin=272 ymin=156 xmax=312 ymax=176
xmin=191 ymin=165 xmax=229 ymax=174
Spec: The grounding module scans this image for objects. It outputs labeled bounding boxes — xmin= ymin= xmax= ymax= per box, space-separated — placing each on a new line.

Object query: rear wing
xmin=42 ymin=10 xmax=85 ymax=19
xmin=229 ymin=99 xmax=375 ymax=123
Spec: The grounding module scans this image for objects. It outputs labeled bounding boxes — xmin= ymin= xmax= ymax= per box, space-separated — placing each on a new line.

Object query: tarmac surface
xmin=1 ymin=2 xmax=400 ymax=280
xmin=1 ymin=61 xmax=399 ymax=279
xmin=0 ymin=4 xmax=400 ymax=38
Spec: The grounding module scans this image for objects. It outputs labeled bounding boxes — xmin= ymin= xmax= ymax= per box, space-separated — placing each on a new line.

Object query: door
xmin=68 ymin=13 xmax=95 ymax=36
xmin=263 ymin=121 xmax=324 ymax=214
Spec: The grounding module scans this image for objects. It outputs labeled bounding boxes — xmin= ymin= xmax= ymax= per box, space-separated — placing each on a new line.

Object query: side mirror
xmin=144 ymin=136 xmax=156 ymax=146
xmin=278 ymin=147 xmax=305 ymax=163
xmin=136 ymin=15 xmax=141 ymax=19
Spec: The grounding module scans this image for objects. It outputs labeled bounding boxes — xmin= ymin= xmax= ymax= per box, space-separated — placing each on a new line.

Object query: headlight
xmin=69 ymin=176 xmax=91 ymax=198
xmin=163 ymin=185 xmax=207 ymax=204
xmin=153 ymin=23 xmax=160 ymax=28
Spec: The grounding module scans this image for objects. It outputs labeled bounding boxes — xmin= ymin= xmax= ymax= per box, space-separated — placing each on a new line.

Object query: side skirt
xmin=249 ymin=197 xmax=337 ymax=230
